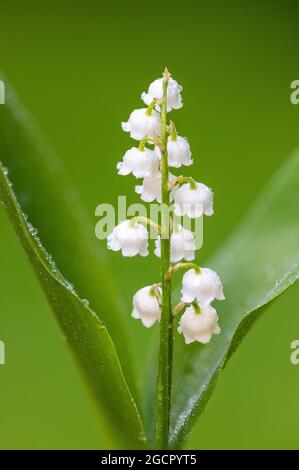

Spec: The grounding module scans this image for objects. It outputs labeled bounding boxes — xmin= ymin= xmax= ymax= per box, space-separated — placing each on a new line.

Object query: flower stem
xmin=169 ymin=175 xmax=196 ymax=191
xmin=173 ymin=301 xmax=186 ymax=317
xmin=131 ymin=216 xmax=161 ymax=235
xmin=138 ymin=137 xmax=154 ymax=151
xmin=156 ymin=68 xmax=173 ymax=450
xmin=145 ymin=99 xmax=158 ymax=115
xmin=166 ymin=262 xmax=201 ymax=280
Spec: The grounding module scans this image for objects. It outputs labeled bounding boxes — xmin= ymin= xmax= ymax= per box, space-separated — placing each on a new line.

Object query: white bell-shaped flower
xmin=135 ymin=172 xmax=162 ymax=203
xmin=135 ymin=172 xmax=175 ymax=203
xmin=117 ymin=147 xmax=160 ymax=179
xmin=154 ymin=135 xmax=192 ymax=168
xmin=167 ymin=135 xmax=192 ymax=168
xmin=174 ymin=182 xmax=214 ymax=218
xmin=122 ymin=108 xmax=161 ymax=140
xmin=132 ymin=285 xmax=161 ymax=327
xmin=141 ymin=77 xmax=183 ymax=112
xmin=107 ymin=220 xmax=148 ymax=257
xmin=154 ymin=224 xmax=196 ymax=263
xmin=178 ymin=304 xmax=221 ymax=344
xmin=181 ymin=267 xmax=225 ymax=306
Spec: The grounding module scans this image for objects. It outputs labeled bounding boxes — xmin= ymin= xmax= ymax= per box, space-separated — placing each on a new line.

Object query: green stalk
xmin=166 ymin=262 xmax=201 ymax=280
xmin=156 ymin=69 xmax=174 ymax=449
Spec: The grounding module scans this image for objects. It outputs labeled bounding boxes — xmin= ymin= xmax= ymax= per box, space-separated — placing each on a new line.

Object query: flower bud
xmin=167 ymin=135 xmax=193 ymax=168
xmin=132 ymin=285 xmax=161 ymax=327
xmin=178 ymin=304 xmax=221 ymax=344
xmin=174 ymin=182 xmax=214 ymax=218
xmin=154 ymin=135 xmax=192 ymax=168
xmin=117 ymin=147 xmax=159 ymax=178
xmin=135 ymin=172 xmax=162 ymax=203
xmin=107 ymin=220 xmax=148 ymax=257
xmin=154 ymin=224 xmax=196 ymax=263
xmin=181 ymin=267 xmax=225 ymax=306
xmin=122 ymin=108 xmax=161 ymax=140
xmin=142 ymin=77 xmax=183 ymax=112
xmin=135 ymin=172 xmax=175 ymax=203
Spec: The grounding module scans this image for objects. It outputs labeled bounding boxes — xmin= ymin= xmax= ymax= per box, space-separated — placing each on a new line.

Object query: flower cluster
xmin=106 ymin=70 xmax=224 ymax=345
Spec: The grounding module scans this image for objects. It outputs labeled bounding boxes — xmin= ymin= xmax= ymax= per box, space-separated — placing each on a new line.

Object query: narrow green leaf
xmin=170 ymin=151 xmax=299 ymax=448
xmin=0 ymin=78 xmax=137 ymax=397
xmin=0 ymin=163 xmax=146 ymax=449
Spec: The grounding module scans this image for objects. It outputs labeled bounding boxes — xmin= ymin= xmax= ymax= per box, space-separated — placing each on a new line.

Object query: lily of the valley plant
xmin=1 ymin=69 xmax=298 ymax=451
xmin=107 ymin=69 xmax=225 ymax=448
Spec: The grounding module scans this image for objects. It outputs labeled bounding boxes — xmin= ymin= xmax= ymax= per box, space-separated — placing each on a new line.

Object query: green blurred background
xmin=0 ymin=0 xmax=299 ymax=449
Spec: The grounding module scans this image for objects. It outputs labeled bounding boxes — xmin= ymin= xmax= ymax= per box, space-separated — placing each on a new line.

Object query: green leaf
xmin=0 ymin=79 xmax=146 ymax=447
xmin=0 ymin=78 xmax=137 ymax=397
xmin=0 ymin=162 xmax=146 ymax=449
xmin=169 ymin=150 xmax=299 ymax=448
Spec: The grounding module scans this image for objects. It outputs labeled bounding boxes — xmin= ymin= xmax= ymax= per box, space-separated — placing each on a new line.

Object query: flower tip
xmin=163 ymin=67 xmax=171 ymax=81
